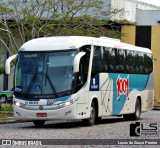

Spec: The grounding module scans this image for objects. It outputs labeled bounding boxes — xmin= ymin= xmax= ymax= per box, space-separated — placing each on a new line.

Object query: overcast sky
xmin=138 ymin=0 xmax=160 ymax=6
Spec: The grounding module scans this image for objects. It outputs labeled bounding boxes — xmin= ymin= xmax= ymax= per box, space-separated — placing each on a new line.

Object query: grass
xmin=0 ymin=105 xmax=13 ymax=112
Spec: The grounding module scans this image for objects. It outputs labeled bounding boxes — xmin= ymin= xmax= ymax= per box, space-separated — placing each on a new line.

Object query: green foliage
xmin=0 ymin=0 xmax=127 ymax=55
xmin=0 ymin=66 xmax=5 ymax=75
xmin=0 ymin=105 xmax=13 ymax=111
xmin=114 ymin=19 xmax=135 ymax=25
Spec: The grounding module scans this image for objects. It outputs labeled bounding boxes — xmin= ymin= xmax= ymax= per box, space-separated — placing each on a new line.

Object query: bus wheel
xmin=83 ymin=102 xmax=96 ymax=126
xmin=33 ymin=120 xmax=45 ymax=127
xmin=124 ymin=99 xmax=141 ymax=120
xmin=95 ymin=117 xmax=102 ymax=124
xmin=132 ymin=99 xmax=141 ymax=120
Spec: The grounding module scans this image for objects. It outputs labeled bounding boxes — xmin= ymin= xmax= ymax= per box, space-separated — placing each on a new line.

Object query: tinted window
xmin=144 ymin=53 xmax=153 ymax=74
xmin=91 ymin=46 xmax=103 ymax=77
xmin=115 ymin=48 xmax=126 ymax=73
xmin=103 ymin=47 xmax=116 ymax=73
xmin=79 ymin=45 xmax=91 ymax=84
xmin=135 ymin=52 xmax=144 ymax=74
xmin=92 ymin=46 xmax=152 ymax=75
xmin=126 ymin=50 xmax=136 ymax=74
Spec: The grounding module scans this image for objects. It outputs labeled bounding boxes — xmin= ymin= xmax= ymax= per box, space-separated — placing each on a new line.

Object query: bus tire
xmin=95 ymin=117 xmax=102 ymax=124
xmin=33 ymin=120 xmax=45 ymax=127
xmin=83 ymin=102 xmax=96 ymax=126
xmin=124 ymin=99 xmax=141 ymax=120
xmin=132 ymin=99 xmax=141 ymax=120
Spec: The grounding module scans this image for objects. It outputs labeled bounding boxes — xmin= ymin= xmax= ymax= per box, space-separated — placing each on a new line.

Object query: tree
xmin=0 ymin=0 xmax=125 ymax=57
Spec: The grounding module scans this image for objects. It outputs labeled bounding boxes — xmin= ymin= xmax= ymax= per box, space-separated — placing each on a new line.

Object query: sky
xmin=138 ymin=0 xmax=160 ymax=6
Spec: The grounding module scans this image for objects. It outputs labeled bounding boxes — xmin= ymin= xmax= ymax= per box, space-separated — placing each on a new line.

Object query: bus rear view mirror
xmin=5 ymin=54 xmax=18 ymax=74
xmin=73 ymin=52 xmax=86 ymax=73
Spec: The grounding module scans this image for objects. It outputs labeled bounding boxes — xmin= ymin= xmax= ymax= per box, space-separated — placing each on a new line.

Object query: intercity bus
xmin=5 ymin=36 xmax=154 ymax=127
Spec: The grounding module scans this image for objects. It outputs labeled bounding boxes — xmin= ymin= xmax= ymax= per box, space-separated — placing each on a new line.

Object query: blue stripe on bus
xmin=108 ymin=74 xmax=149 ymax=115
xmin=47 ymin=96 xmax=70 ymax=105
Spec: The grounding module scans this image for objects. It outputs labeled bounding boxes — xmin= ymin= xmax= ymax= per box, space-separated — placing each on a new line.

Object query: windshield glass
xmin=15 ymin=51 xmax=76 ymax=98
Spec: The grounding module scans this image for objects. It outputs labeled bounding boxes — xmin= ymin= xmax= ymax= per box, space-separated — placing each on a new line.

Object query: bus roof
xmin=19 ymin=36 xmax=152 ymax=53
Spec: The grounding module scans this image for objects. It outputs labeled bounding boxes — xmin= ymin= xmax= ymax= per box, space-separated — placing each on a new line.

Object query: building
xmin=120 ymin=1 xmax=160 ymax=107
xmin=105 ymin=0 xmax=160 ymax=22
xmin=1 ymin=0 xmax=160 ymax=98
xmin=136 ymin=10 xmax=160 ymax=25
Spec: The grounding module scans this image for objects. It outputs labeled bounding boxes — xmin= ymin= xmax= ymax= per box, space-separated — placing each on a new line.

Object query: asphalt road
xmin=0 ymin=110 xmax=160 ymax=147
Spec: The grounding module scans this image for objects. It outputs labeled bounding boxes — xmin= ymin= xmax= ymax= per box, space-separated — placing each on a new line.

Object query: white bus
xmin=5 ymin=36 xmax=154 ymax=127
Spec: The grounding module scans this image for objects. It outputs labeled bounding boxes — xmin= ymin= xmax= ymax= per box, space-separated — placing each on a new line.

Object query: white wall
xmin=110 ymin=0 xmax=137 ymax=22
xmin=104 ymin=0 xmax=160 ymax=22
xmin=137 ymin=1 xmax=160 ymax=10
xmin=137 ymin=10 xmax=160 ymax=25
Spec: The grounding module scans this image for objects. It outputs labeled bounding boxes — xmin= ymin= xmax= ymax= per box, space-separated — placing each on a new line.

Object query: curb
xmin=0 ymin=119 xmax=30 ymax=124
xmin=0 ymin=120 xmax=20 ymax=124
xmin=0 ymin=112 xmax=29 ymax=124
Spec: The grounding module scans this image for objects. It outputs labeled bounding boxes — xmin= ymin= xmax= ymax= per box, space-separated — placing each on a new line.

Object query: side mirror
xmin=73 ymin=52 xmax=86 ymax=73
xmin=5 ymin=54 xmax=18 ymax=74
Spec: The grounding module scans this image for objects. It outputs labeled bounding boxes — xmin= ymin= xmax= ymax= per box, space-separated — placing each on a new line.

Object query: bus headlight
xmin=65 ymin=97 xmax=78 ymax=106
xmin=14 ymin=101 xmax=24 ymax=107
xmin=70 ymin=94 xmax=79 ymax=103
xmin=71 ymin=97 xmax=78 ymax=103
xmin=55 ymin=95 xmax=79 ymax=107
xmin=59 ymin=101 xmax=71 ymax=106
xmin=65 ymin=101 xmax=70 ymax=106
xmin=15 ymin=102 xmax=20 ymax=107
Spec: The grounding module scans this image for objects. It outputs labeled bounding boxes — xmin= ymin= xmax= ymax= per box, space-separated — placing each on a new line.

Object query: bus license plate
xmin=36 ymin=113 xmax=47 ymax=117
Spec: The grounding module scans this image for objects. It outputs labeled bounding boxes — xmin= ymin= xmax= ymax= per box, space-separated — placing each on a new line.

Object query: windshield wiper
xmin=45 ymin=74 xmax=58 ymax=98
xmin=24 ymin=67 xmax=38 ymax=98
xmin=45 ymin=61 xmax=58 ymax=98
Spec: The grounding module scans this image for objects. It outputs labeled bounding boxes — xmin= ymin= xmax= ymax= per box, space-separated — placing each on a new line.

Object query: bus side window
xmin=135 ymin=52 xmax=144 ymax=74
xmin=144 ymin=53 xmax=153 ymax=74
xmin=79 ymin=45 xmax=91 ymax=84
xmin=135 ymin=52 xmax=139 ymax=73
xmin=91 ymin=46 xmax=103 ymax=77
xmin=126 ymin=50 xmax=135 ymax=74
xmin=103 ymin=47 xmax=116 ymax=73
xmin=148 ymin=53 xmax=153 ymax=73
xmin=115 ymin=48 xmax=126 ymax=73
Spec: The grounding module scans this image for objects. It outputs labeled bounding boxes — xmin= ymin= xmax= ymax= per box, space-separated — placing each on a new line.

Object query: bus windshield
xmin=15 ymin=51 xmax=76 ymax=98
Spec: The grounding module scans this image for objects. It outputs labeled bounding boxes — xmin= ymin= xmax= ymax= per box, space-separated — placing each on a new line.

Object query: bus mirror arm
xmin=73 ymin=52 xmax=86 ymax=73
xmin=5 ymin=54 xmax=18 ymax=74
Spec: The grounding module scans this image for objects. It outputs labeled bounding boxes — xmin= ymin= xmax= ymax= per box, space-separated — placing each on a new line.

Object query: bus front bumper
xmin=14 ymin=103 xmax=77 ymax=121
